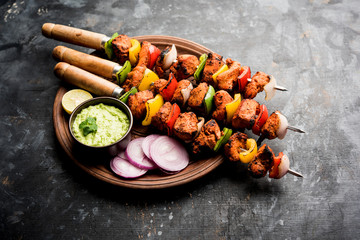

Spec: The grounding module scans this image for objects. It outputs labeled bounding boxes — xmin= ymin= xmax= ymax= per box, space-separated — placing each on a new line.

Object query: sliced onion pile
xmin=110 ymin=134 xmax=190 ymax=178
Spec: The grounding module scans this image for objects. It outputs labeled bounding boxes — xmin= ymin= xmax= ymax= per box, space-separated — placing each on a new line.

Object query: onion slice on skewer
xmin=276 ymin=111 xmax=289 ymax=139
xmin=125 ymin=137 xmax=158 ymax=170
xmin=150 ymin=135 xmax=189 ymax=172
xmin=162 ymin=44 xmax=177 ymax=70
xmin=110 ymin=155 xmax=148 ymax=178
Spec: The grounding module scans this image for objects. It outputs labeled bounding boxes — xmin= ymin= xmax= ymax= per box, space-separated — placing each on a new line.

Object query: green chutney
xmin=72 ymin=103 xmax=130 ymax=147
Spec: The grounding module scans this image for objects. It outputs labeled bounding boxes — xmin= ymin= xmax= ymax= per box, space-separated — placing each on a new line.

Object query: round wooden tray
xmin=53 ymin=35 xmax=224 ymax=189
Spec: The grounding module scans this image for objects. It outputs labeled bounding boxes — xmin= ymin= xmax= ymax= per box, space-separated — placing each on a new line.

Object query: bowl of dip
xmin=69 ymin=97 xmax=133 ymax=156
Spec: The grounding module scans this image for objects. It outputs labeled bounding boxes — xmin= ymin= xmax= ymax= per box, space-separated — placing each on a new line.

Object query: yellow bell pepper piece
xmin=138 ymin=68 xmax=159 ymax=91
xmin=129 ymin=39 xmax=141 ymax=66
xmin=225 ymin=93 xmax=241 ymax=124
xmin=239 ymin=138 xmax=257 ymax=164
xmin=142 ymin=94 xmax=164 ymax=126
xmin=212 ymin=64 xmax=229 ymax=84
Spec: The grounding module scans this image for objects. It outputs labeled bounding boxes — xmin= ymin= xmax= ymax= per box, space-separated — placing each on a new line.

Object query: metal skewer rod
xmin=287 ymin=126 xmax=305 ymax=133
xmin=287 ymin=169 xmax=304 ymax=178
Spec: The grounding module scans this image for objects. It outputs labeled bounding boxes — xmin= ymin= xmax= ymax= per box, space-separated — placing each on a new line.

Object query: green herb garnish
xmin=79 ymin=117 xmax=98 ymax=136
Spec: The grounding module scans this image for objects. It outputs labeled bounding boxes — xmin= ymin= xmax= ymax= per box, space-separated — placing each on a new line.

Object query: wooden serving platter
xmin=53 ymin=35 xmax=224 ymax=189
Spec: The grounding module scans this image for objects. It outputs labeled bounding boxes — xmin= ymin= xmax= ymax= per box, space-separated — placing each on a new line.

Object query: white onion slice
xmin=180 ymin=82 xmax=193 ymax=106
xmin=149 ymin=135 xmax=189 ymax=172
xmin=141 ymin=134 xmax=161 ymax=159
xmin=276 ymin=111 xmax=288 ymax=139
xmin=110 ymin=156 xmax=147 ymax=178
xmin=125 ymin=138 xmax=158 ymax=170
xmin=162 ymin=44 xmax=177 ymax=70
xmin=276 ymin=154 xmax=290 ymax=179
xmin=264 ymin=75 xmax=277 ymax=101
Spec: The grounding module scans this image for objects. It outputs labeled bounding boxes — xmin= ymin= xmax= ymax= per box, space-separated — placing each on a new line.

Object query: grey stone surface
xmin=1 ymin=0 xmax=359 ymax=239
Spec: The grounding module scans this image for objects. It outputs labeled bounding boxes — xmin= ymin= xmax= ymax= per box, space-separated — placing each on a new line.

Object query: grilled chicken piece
xmin=151 ymin=79 xmax=168 ymax=94
xmin=122 ymin=65 xmax=146 ymax=92
xmin=151 ymin=102 xmax=172 ymax=133
xmin=244 ymin=71 xmax=270 ymax=99
xmin=154 ymin=46 xmax=170 ymax=78
xmin=201 ymin=53 xmax=224 ymax=86
xmin=192 ymin=119 xmax=222 ymax=155
xmin=212 ymin=90 xmax=233 ymax=124
xmin=260 ymin=111 xmax=281 ymax=140
xmin=187 ymin=82 xmax=208 ymax=112
xmin=216 ymin=59 xmax=241 ymax=92
xmin=137 ymin=41 xmax=151 ymax=67
xmin=173 ymin=112 xmax=199 ymax=142
xmin=232 ymin=99 xmax=260 ymax=129
xmin=170 ymin=54 xmax=200 ymax=80
xmin=248 ymin=144 xmax=274 ymax=178
xmin=224 ymin=132 xmax=248 ymax=162
xmin=112 ymin=34 xmax=132 ymax=64
xmin=171 ymin=80 xmax=192 ymax=107
xmin=127 ymin=90 xmax=154 ymax=120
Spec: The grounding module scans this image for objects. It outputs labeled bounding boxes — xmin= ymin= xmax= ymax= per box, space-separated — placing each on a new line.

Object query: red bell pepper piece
xmin=160 ymin=73 xmax=178 ymax=101
xmin=238 ymin=66 xmax=251 ymax=92
xmin=252 ymin=104 xmax=268 ymax=136
xmin=148 ymin=45 xmax=161 ymax=70
xmin=166 ymin=103 xmax=181 ymax=136
xmin=269 ymin=152 xmax=283 ymax=178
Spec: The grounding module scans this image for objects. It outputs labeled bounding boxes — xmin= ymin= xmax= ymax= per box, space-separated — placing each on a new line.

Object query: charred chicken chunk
xmin=201 ymin=53 xmax=224 ymax=86
xmin=170 ymin=54 xmax=200 ymax=80
xmin=248 ymin=144 xmax=274 ymax=178
xmin=122 ymin=65 xmax=146 ymax=92
xmin=171 ymin=80 xmax=192 ymax=107
xmin=187 ymin=82 xmax=209 ymax=112
xmin=232 ymin=99 xmax=260 ymax=129
xmin=112 ymin=34 xmax=132 ymax=64
xmin=192 ymin=119 xmax=222 ymax=155
xmin=260 ymin=111 xmax=281 ymax=140
xmin=137 ymin=41 xmax=151 ymax=67
xmin=151 ymin=102 xmax=172 ymax=133
xmin=244 ymin=71 xmax=270 ymax=99
xmin=151 ymin=78 xmax=168 ymax=94
xmin=216 ymin=59 xmax=241 ymax=92
xmin=127 ymin=90 xmax=154 ymax=120
xmin=173 ymin=112 xmax=199 ymax=142
xmin=212 ymin=90 xmax=233 ymax=124
xmin=154 ymin=46 xmax=170 ymax=78
xmin=224 ymin=132 xmax=248 ymax=162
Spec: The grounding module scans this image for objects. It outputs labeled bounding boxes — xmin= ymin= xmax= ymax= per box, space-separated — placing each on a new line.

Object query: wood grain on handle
xmin=53 ymin=46 xmax=117 ymax=79
xmin=42 ymin=23 xmax=107 ymax=50
xmin=54 ymin=62 xmax=117 ymax=97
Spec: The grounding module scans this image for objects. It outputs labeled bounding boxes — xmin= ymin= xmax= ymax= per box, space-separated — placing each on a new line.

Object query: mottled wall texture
xmin=1 ymin=0 xmax=360 ymax=239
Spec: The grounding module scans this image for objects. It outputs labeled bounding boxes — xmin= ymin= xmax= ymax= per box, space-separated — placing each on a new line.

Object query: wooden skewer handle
xmin=54 ymin=62 xmax=122 ymax=97
xmin=42 ymin=23 xmax=108 ymax=50
xmin=53 ymin=46 xmax=118 ymax=79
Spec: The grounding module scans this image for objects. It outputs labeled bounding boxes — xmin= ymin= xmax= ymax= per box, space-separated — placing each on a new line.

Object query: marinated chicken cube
xmin=122 ymin=65 xmax=146 ymax=92
xmin=171 ymin=80 xmax=192 ymax=107
xmin=201 ymin=53 xmax=224 ymax=86
xmin=212 ymin=90 xmax=233 ymax=124
xmin=216 ymin=59 xmax=241 ymax=92
xmin=224 ymin=132 xmax=248 ymax=162
xmin=170 ymin=54 xmax=200 ymax=80
xmin=112 ymin=34 xmax=132 ymax=64
xmin=151 ymin=102 xmax=172 ymax=133
xmin=248 ymin=144 xmax=274 ymax=178
xmin=244 ymin=71 xmax=270 ymax=99
xmin=260 ymin=111 xmax=281 ymax=140
xmin=127 ymin=90 xmax=154 ymax=120
xmin=192 ymin=119 xmax=222 ymax=155
xmin=187 ymin=82 xmax=208 ymax=112
xmin=137 ymin=41 xmax=151 ymax=67
xmin=173 ymin=112 xmax=199 ymax=142
xmin=232 ymin=99 xmax=260 ymax=129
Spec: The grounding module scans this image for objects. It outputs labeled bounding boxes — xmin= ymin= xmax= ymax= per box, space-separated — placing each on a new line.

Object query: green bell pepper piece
xmin=119 ymin=87 xmax=138 ymax=103
xmin=213 ymin=127 xmax=232 ymax=152
xmin=204 ymin=85 xmax=215 ymax=115
xmin=194 ymin=53 xmax=208 ymax=82
xmin=104 ymin=32 xmax=119 ymax=59
xmin=116 ymin=60 xmax=131 ymax=85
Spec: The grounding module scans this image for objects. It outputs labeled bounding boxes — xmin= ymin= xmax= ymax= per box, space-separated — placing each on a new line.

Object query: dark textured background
xmin=1 ymin=0 xmax=359 ymax=239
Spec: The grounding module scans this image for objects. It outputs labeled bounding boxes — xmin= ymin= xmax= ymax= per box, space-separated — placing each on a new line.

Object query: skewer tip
xmin=287 ymin=169 xmax=304 ymax=178
xmin=287 ymin=126 xmax=305 ymax=133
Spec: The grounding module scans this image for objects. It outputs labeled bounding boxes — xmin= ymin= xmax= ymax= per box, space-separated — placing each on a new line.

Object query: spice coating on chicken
xmin=151 ymin=79 xmax=168 ymax=94
xmin=248 ymin=144 xmax=274 ymax=178
xmin=212 ymin=90 xmax=233 ymax=124
xmin=137 ymin=41 xmax=151 ymax=67
xmin=187 ymin=82 xmax=209 ymax=111
xmin=154 ymin=46 xmax=170 ymax=78
xmin=260 ymin=111 xmax=280 ymax=140
xmin=232 ymin=99 xmax=260 ymax=129
xmin=201 ymin=53 xmax=224 ymax=86
xmin=151 ymin=102 xmax=172 ymax=133
xmin=216 ymin=59 xmax=241 ymax=92
xmin=122 ymin=65 xmax=146 ymax=92
xmin=244 ymin=71 xmax=270 ymax=99
xmin=127 ymin=90 xmax=154 ymax=120
xmin=173 ymin=112 xmax=199 ymax=142
xmin=170 ymin=54 xmax=200 ymax=80
xmin=171 ymin=80 xmax=192 ymax=107
xmin=224 ymin=132 xmax=248 ymax=162
xmin=112 ymin=34 xmax=132 ymax=64
xmin=192 ymin=119 xmax=222 ymax=155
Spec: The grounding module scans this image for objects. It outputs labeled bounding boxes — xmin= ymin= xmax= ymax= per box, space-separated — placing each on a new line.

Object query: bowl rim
xmin=68 ymin=96 xmax=133 ymax=149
